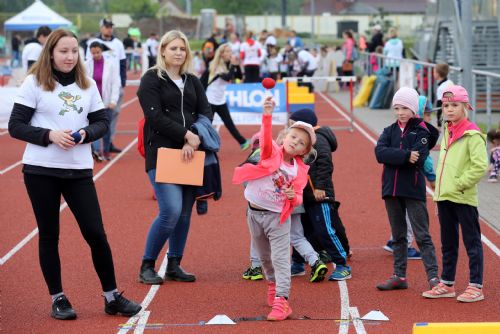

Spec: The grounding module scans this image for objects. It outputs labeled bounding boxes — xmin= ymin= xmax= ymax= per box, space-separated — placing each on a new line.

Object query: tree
xmin=174 ymin=0 xmax=304 ymax=15
xmin=108 ymin=0 xmax=160 ymax=19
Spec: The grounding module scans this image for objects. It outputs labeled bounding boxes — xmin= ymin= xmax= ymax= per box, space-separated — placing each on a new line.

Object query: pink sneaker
xmin=267 ymin=282 xmax=276 ymax=306
xmin=422 ymin=282 xmax=456 ymax=298
xmin=457 ymin=286 xmax=484 ymax=303
xmin=267 ymin=296 xmax=292 ymax=321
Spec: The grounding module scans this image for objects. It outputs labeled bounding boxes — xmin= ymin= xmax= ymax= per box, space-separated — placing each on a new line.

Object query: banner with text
xmin=213 ymin=82 xmax=287 ymax=125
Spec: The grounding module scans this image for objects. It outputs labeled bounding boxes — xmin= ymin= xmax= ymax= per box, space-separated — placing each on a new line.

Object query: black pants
xmin=24 ymin=173 xmax=117 ymax=295
xmin=244 ymin=65 xmax=260 ymax=83
xmin=211 ymin=103 xmax=246 ymax=145
xmin=148 ymin=56 xmax=156 ymax=69
xmin=300 ymin=201 xmax=350 ymax=266
xmin=437 ymin=200 xmax=483 ymax=285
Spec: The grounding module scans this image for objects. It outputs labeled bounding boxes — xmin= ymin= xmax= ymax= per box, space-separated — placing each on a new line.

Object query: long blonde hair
xmin=28 ymin=29 xmax=90 ymax=91
xmin=208 ymin=43 xmax=231 ymax=83
xmin=155 ymin=30 xmax=192 ymax=79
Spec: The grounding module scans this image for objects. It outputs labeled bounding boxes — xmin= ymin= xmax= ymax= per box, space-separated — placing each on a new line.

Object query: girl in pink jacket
xmin=233 ymin=96 xmax=316 ymax=321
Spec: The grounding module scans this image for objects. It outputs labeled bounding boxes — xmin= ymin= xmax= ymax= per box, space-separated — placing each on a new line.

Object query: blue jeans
xmin=143 ymin=169 xmax=195 ymax=261
xmin=91 ymin=108 xmax=113 ymax=152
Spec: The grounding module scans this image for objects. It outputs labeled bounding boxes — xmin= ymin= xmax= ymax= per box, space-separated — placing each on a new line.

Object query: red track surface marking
xmin=1 ymin=86 xmax=498 ymax=334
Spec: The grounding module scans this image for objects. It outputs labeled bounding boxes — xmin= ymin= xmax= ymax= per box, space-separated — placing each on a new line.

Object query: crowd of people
xmin=6 ymin=20 xmax=498 ymax=323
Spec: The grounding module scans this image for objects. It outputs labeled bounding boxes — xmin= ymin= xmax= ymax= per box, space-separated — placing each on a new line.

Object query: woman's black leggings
xmin=24 ymin=173 xmax=117 ymax=295
xmin=211 ymin=103 xmax=246 ymax=145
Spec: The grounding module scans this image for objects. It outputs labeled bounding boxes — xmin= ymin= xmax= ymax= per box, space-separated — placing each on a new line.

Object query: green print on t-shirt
xmin=58 ymin=91 xmax=83 ymax=115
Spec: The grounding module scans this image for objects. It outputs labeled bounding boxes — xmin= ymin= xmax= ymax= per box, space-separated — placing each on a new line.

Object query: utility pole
xmin=460 ymin=0 xmax=472 ymax=103
xmin=310 ymin=0 xmax=315 ymax=41
xmin=281 ymin=0 xmax=287 ymax=28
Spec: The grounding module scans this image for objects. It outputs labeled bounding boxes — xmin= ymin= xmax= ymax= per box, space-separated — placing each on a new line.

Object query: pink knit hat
xmin=392 ymin=87 xmax=419 ymax=114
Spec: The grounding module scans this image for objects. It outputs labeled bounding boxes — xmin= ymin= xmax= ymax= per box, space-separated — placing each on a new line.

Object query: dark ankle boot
xmin=139 ymin=260 xmax=163 ymax=285
xmin=165 ymin=257 xmax=196 ymax=282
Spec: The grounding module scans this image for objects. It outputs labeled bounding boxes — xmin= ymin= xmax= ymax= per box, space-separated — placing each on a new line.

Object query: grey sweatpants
xmin=384 ymin=197 xmax=439 ymax=280
xmin=247 ymin=208 xmax=291 ymax=298
xmin=249 ymin=213 xmax=319 ymax=267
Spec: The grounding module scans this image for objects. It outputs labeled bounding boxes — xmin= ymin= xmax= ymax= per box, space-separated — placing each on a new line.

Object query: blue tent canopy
xmin=4 ymin=0 xmax=72 ymax=32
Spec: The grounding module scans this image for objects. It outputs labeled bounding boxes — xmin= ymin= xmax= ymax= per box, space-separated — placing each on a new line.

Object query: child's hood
xmin=316 ymin=126 xmax=337 ymax=152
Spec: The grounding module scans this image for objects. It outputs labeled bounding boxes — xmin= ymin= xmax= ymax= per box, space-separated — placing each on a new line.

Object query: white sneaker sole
xmin=422 ymin=292 xmax=456 ymax=298
xmin=457 ymin=295 xmax=484 ymax=302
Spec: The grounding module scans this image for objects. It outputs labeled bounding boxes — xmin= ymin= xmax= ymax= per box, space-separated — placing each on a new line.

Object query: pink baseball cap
xmin=442 ymin=85 xmax=474 ymax=110
xmin=290 ymin=121 xmax=317 ymax=145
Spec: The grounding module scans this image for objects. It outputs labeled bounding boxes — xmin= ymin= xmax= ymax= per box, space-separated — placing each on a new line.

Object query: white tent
xmin=4 ymin=0 xmax=72 ymax=31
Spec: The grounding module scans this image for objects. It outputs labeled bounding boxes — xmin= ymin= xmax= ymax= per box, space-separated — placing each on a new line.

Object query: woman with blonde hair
xmin=8 ymin=28 xmax=141 ymax=320
xmin=137 ymin=30 xmax=213 ymax=285
xmin=206 ymin=43 xmax=249 ymax=149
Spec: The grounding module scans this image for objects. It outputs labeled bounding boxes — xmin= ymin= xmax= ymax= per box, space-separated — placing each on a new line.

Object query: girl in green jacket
xmin=423 ymin=85 xmax=488 ymax=303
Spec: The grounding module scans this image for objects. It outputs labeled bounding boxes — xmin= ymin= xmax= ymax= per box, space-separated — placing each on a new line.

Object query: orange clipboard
xmin=155 ymin=148 xmax=205 ymax=186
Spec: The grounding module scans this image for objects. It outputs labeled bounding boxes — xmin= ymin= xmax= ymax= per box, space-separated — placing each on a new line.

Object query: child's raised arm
xmin=260 ymin=97 xmax=276 ymax=160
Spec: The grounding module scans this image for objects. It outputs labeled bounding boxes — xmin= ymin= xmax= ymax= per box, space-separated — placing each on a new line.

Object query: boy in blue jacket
xmin=375 ymin=87 xmax=440 ymax=292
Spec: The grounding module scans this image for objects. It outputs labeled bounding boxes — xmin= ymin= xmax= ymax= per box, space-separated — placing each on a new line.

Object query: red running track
xmin=0 ymin=85 xmax=499 ymax=334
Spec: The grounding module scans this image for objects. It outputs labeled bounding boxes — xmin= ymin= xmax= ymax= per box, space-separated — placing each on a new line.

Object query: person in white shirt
xmin=8 ymin=28 xmax=141 ymax=321
xmin=228 ymin=32 xmax=241 ymax=58
xmin=206 ymin=43 xmax=248 ymax=149
xmin=22 ymin=26 xmax=51 ymax=73
xmin=86 ymin=18 xmax=127 ymax=153
xmin=240 ymin=31 xmax=262 ymax=83
xmin=144 ymin=32 xmax=159 ymax=68
xmin=297 ymin=49 xmax=318 ymax=77
xmin=85 ymin=41 xmax=121 ymax=161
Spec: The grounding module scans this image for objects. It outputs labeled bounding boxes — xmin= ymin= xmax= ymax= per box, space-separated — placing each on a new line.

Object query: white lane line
xmin=0 ymin=130 xmax=8 ymax=135
xmin=338 ymin=280 xmax=350 ymax=334
xmin=0 ymin=138 xmax=139 ymax=266
xmin=349 ymin=307 xmax=367 ymax=334
xmin=122 ymin=97 xmax=138 ymax=108
xmin=133 ymin=311 xmax=151 ymax=334
xmin=0 ymin=97 xmax=139 ymax=176
xmin=481 ymin=235 xmax=500 ymax=257
xmin=117 ymin=255 xmax=169 ymax=334
xmin=319 ymin=92 xmax=500 ymax=257
xmin=0 ymin=160 xmax=22 ymax=175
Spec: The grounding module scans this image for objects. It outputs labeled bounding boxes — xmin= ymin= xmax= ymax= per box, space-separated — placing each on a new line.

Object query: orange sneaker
xmin=457 ymin=286 xmax=484 ymax=303
xmin=267 ymin=296 xmax=292 ymax=321
xmin=422 ymin=282 xmax=456 ymax=298
xmin=267 ymin=282 xmax=276 ymax=306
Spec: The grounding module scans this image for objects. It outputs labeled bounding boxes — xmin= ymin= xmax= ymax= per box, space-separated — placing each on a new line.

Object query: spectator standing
xmin=136 ymin=30 xmax=213 ymax=285
xmin=85 ymin=41 xmax=121 ymax=161
xmin=11 ymin=34 xmax=21 ymax=67
xmin=123 ymin=34 xmax=135 ymax=71
xmin=288 ymin=30 xmax=304 ymax=51
xmin=22 ymin=26 xmax=52 ymax=72
xmin=383 ymin=28 xmax=404 ymax=72
xmin=368 ymin=24 xmax=384 ymax=52
xmin=433 ymin=63 xmax=454 ymax=129
xmin=86 ymin=18 xmax=127 ymax=154
xmin=374 ymin=87 xmax=440 ymax=293
xmin=240 ymin=31 xmax=262 ymax=83
xmin=8 ymin=28 xmax=141 ymax=321
xmin=145 ymin=32 xmax=159 ymax=68
xmin=423 ymin=86 xmax=488 ymax=302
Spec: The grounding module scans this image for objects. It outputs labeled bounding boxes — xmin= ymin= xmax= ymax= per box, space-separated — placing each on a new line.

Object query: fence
xmin=357 ymin=51 xmax=500 ymax=131
xmin=472 ymin=69 xmax=500 ymax=130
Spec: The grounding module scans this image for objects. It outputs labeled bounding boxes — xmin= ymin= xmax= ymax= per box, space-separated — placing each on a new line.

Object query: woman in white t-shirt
xmin=206 ymin=43 xmax=249 ymax=149
xmin=8 ymin=29 xmax=141 ymax=321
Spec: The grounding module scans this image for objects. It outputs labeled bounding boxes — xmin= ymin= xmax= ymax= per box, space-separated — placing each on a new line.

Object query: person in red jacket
xmin=233 ymin=96 xmax=315 ymax=321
